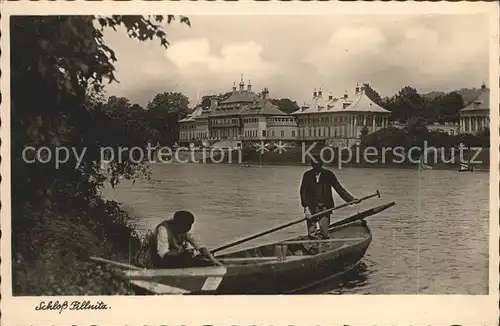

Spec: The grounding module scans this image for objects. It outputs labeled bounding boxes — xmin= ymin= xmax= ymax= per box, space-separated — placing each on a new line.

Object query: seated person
xmin=150 ymin=210 xmax=222 ymax=268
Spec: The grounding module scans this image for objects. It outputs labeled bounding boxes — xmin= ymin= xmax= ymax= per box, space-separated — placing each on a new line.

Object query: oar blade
xmin=329 ymin=201 xmax=396 ymax=228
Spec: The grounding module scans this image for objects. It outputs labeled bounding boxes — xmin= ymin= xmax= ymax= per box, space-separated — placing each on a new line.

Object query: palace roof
xmin=220 ymin=90 xmax=260 ymax=104
xmin=460 ymin=85 xmax=490 ymax=112
xmin=184 ymin=80 xmax=288 ymax=120
xmin=293 ymin=87 xmax=391 ymax=115
xmin=178 ymin=105 xmax=203 ymax=122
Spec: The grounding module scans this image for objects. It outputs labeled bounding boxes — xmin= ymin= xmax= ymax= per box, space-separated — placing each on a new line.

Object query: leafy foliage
xmin=147 ymin=92 xmax=190 ymax=146
xmin=11 ymin=15 xmax=190 ymax=295
xmin=269 ymin=98 xmax=301 ymax=114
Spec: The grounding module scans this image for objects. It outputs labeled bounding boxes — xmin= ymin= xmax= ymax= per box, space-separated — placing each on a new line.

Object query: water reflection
xmin=304 ymin=262 xmax=370 ymax=294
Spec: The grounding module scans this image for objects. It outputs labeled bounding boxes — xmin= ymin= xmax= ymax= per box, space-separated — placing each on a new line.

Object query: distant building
xmin=179 ymin=77 xmax=295 ymax=148
xmin=179 ymin=79 xmax=393 ymax=148
xmin=459 ymin=83 xmax=490 ymax=134
xmin=292 ymin=84 xmax=391 ymax=147
xmin=178 ymin=105 xmax=204 ymax=142
xmin=425 ymin=122 xmax=459 ymax=135
xmin=389 ymin=121 xmax=406 ymax=129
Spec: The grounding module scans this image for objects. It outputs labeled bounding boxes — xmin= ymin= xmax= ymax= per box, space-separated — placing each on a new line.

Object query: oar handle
xmin=211 ymin=190 xmax=381 ymax=255
xmin=307 ymin=190 xmax=381 ymax=221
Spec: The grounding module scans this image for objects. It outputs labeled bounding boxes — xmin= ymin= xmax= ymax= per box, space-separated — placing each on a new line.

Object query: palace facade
xmin=179 ymin=79 xmax=392 ymax=148
xmin=292 ymin=84 xmax=391 ymax=147
xmin=459 ymin=83 xmax=490 ymax=135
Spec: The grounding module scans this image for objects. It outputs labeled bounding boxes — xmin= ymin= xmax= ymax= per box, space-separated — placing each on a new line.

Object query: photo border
xmin=1 ymin=1 xmax=499 ymax=324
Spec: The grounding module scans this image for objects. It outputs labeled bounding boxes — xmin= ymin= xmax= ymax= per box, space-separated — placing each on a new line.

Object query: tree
xmin=11 ymin=14 xmax=190 ymax=210
xmin=361 ymin=83 xmax=384 ymax=107
xmin=200 ymin=92 xmax=233 ymax=109
xmin=147 ymin=92 xmax=190 ymax=146
xmin=269 ymin=98 xmax=301 ymax=114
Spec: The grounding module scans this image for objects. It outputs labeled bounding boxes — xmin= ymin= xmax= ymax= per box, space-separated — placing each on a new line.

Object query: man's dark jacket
xmin=300 ymin=168 xmax=355 ymax=210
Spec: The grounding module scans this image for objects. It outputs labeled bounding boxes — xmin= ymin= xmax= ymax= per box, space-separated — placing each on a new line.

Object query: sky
xmin=103 ymin=14 xmax=490 ymax=107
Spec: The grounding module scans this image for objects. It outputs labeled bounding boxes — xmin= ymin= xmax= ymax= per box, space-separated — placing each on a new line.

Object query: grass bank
xmin=12 ymin=198 xmax=154 ymax=295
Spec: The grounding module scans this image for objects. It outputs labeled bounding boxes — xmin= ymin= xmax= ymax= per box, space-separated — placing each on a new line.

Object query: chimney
xmin=481 ymin=82 xmax=486 ymax=90
xmin=313 ymin=88 xmax=317 ymax=98
xmin=262 ymin=88 xmax=269 ymax=100
xmin=239 ymin=74 xmax=245 ymax=91
xmin=343 ymin=90 xmax=348 ymax=99
xmin=247 ymin=79 xmax=252 ymax=91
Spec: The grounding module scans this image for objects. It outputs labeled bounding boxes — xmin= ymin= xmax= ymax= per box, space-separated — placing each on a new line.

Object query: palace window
xmin=292 ymin=130 xmax=296 ymax=137
xmin=281 ymin=130 xmax=285 ymax=137
xmin=262 ymin=130 xmax=266 ymax=137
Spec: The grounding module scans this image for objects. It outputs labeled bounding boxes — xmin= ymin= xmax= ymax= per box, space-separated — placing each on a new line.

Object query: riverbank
xmin=12 ymin=199 xmax=152 ymax=295
xmin=226 ymin=147 xmax=491 ymax=171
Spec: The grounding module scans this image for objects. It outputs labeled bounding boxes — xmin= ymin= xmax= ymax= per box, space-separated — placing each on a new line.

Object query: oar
xmin=328 ymin=201 xmax=396 ymax=229
xmin=211 ymin=190 xmax=381 ymax=255
xmin=89 ymin=256 xmax=144 ymax=270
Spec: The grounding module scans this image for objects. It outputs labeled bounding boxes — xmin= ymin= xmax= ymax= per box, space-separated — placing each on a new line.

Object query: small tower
xmin=343 ymin=89 xmax=348 ymax=99
xmin=318 ymin=87 xmax=323 ymax=98
xmin=355 ymin=82 xmax=360 ymax=95
xmin=232 ymin=81 xmax=237 ymax=92
xmin=261 ymin=87 xmax=269 ymax=100
xmin=313 ymin=88 xmax=317 ymax=98
xmin=239 ymin=74 xmax=245 ymax=91
xmin=247 ymin=79 xmax=252 ymax=91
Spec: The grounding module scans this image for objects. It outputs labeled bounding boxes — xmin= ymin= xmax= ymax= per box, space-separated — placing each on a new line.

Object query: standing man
xmin=150 ymin=210 xmax=222 ymax=268
xmin=299 ymin=155 xmax=360 ymax=239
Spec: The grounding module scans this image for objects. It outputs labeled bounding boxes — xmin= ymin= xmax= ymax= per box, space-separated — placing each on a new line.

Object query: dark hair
xmin=173 ymin=210 xmax=195 ymax=232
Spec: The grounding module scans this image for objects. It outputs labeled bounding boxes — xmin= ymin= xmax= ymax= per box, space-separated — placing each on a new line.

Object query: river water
xmin=102 ymin=163 xmax=489 ymax=294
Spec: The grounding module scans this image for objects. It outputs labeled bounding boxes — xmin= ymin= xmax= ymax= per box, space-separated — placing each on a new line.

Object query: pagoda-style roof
xmin=220 ymin=90 xmax=260 ymax=104
xmin=241 ymin=99 xmax=287 ymax=116
xmin=178 ymin=105 xmax=203 ymax=122
xmin=190 ymin=80 xmax=288 ymax=119
xmin=460 ymin=86 xmax=490 ymax=112
xmin=293 ymin=87 xmax=391 ymax=115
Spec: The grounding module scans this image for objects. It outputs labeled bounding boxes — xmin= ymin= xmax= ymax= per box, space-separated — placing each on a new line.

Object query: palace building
xmin=292 ymin=84 xmax=391 ymax=147
xmin=179 ymin=77 xmax=295 ymax=148
xmin=459 ymin=83 xmax=490 ymax=135
xmin=179 ymin=79 xmax=392 ymax=148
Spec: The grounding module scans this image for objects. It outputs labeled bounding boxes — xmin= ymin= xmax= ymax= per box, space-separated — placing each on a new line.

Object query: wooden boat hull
xmin=122 ymin=221 xmax=372 ymax=295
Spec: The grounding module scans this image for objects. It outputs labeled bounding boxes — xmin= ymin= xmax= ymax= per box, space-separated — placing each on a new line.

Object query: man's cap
xmin=173 ymin=210 xmax=195 ymax=226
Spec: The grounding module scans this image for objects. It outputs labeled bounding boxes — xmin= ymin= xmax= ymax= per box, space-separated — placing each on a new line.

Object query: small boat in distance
xmin=458 ymin=164 xmax=473 ymax=172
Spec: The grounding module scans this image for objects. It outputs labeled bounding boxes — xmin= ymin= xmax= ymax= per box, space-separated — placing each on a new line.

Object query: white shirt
xmin=156 ymin=225 xmax=200 ymax=258
xmin=157 ymin=225 xmax=171 ymax=258
xmin=315 ymin=172 xmax=321 ymax=183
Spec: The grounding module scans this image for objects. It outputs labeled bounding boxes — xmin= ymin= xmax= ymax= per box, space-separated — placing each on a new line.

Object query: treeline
xmin=362 ymin=84 xmax=468 ymax=124
xmin=102 ymin=92 xmax=190 ymax=148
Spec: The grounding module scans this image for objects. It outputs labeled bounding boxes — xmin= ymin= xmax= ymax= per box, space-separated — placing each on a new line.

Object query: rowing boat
xmin=93 ymin=220 xmax=372 ymax=295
